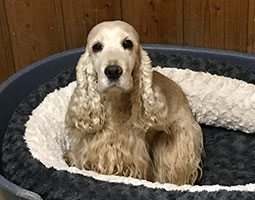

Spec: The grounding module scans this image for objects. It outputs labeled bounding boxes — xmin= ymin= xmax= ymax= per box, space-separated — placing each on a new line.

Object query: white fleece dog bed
xmin=3 ymin=51 xmax=255 ymax=200
xmin=24 ymin=67 xmax=255 ymax=192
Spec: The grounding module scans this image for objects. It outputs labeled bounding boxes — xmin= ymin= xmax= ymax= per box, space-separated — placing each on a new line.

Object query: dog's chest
xmin=104 ymin=94 xmax=132 ymax=122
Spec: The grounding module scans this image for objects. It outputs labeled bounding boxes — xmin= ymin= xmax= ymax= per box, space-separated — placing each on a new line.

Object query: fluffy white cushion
xmin=25 ymin=67 xmax=255 ymax=192
xmin=155 ymin=67 xmax=255 ymax=134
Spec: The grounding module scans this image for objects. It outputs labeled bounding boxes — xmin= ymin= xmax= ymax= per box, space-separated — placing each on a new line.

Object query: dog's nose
xmin=104 ymin=65 xmax=123 ymax=81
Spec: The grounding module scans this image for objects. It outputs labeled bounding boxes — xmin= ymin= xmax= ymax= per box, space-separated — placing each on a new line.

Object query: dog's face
xmin=86 ymin=21 xmax=140 ymax=92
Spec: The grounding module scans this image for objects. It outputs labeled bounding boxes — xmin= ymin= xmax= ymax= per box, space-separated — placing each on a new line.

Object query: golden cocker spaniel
xmin=64 ymin=21 xmax=203 ymax=185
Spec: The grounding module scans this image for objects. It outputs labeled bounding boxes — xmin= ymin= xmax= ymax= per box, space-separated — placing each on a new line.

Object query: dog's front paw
xmin=63 ymin=150 xmax=76 ymax=167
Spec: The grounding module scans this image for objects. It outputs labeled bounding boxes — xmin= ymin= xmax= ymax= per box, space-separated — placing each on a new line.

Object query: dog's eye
xmin=92 ymin=43 xmax=103 ymax=52
xmin=122 ymin=39 xmax=133 ymax=49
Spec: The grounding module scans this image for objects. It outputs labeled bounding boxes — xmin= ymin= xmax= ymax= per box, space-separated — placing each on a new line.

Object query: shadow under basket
xmin=1 ymin=44 xmax=255 ymax=200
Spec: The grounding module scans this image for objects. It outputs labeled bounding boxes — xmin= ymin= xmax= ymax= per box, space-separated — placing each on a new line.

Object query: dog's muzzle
xmin=104 ymin=65 xmax=123 ymax=81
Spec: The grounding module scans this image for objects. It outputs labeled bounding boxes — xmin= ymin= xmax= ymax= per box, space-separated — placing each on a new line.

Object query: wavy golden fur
xmin=64 ymin=21 xmax=204 ymax=185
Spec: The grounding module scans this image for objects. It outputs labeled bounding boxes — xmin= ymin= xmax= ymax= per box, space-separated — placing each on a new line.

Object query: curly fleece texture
xmin=2 ymin=51 xmax=255 ymax=200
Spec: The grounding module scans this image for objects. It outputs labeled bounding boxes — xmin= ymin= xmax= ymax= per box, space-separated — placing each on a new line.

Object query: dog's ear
xmin=138 ymin=48 xmax=155 ymax=116
xmin=131 ymin=46 xmax=168 ymax=131
xmin=65 ymin=50 xmax=105 ymax=135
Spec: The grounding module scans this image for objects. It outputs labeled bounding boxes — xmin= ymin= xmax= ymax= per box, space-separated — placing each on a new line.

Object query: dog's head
xmin=70 ymin=21 xmax=156 ymax=133
xmin=85 ymin=21 xmax=142 ymax=92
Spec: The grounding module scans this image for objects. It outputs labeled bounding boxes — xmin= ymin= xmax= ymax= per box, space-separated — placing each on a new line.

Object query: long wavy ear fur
xmin=131 ymin=47 xmax=168 ymax=131
xmin=65 ymin=50 xmax=105 ymax=135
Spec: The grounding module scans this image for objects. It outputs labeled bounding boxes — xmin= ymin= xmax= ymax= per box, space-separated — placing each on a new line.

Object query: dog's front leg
xmin=83 ymin=128 xmax=151 ymax=180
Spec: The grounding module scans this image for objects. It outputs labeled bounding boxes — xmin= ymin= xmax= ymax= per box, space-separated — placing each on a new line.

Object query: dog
xmin=64 ymin=21 xmax=203 ymax=185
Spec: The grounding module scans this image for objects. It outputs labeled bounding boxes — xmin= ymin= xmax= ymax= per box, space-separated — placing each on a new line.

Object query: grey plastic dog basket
xmin=1 ymin=44 xmax=255 ymax=200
